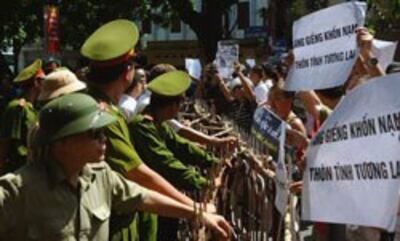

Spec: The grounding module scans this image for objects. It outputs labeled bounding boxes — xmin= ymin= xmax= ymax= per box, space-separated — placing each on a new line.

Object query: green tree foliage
xmin=1 ymin=0 xmax=240 ymax=68
xmin=60 ymin=0 xmax=238 ymax=62
xmin=366 ymin=0 xmax=400 ymax=33
xmin=59 ymin=0 xmax=137 ymax=50
xmin=0 ymin=0 xmax=43 ymax=75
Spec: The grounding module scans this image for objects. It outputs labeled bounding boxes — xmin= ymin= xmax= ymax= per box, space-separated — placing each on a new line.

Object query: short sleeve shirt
xmin=119 ymin=94 xmax=138 ymax=123
xmin=0 ymin=160 xmax=148 ymax=241
xmin=88 ymin=88 xmax=143 ymax=174
xmin=254 ymin=81 xmax=269 ymax=104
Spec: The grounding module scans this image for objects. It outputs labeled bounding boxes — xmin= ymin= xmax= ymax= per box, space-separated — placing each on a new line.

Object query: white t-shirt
xmin=119 ymin=90 xmax=152 ymax=123
xmin=254 ymin=81 xmax=269 ymax=104
xmin=135 ymin=90 xmax=151 ymax=115
xmin=265 ymin=78 xmax=273 ymax=89
xmin=119 ymin=94 xmax=138 ymax=123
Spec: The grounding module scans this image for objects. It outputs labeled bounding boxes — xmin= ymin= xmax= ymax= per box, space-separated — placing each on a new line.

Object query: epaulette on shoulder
xmin=18 ymin=98 xmax=27 ymax=107
xmin=142 ymin=114 xmax=154 ymax=121
xmin=98 ymin=101 xmax=110 ymax=112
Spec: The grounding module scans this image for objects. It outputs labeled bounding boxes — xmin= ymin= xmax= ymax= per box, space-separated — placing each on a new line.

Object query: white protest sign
xmin=372 ymin=39 xmax=398 ymax=72
xmin=302 ymin=73 xmax=400 ymax=231
xmin=185 ymin=58 xmax=202 ymax=80
xmin=216 ymin=41 xmax=239 ymax=78
xmin=246 ymin=58 xmax=256 ymax=68
xmin=285 ymin=2 xmax=367 ymax=91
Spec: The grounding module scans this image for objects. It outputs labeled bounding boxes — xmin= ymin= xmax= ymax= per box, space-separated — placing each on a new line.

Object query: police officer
xmin=129 ymin=71 xmax=218 ymax=241
xmin=0 ymin=93 xmax=232 ymax=241
xmin=80 ymin=19 xmax=201 ymax=240
xmin=0 ymin=59 xmax=44 ymax=173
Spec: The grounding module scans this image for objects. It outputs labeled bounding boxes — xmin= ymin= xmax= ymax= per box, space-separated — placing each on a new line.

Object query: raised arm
xmin=356 ymin=27 xmax=385 ymax=78
xmin=234 ymin=62 xmax=256 ymax=102
xmin=297 ymin=90 xmax=324 ymax=121
xmin=215 ymin=74 xmax=235 ymax=102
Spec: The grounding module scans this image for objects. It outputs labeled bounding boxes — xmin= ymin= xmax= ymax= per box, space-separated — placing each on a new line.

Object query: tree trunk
xmin=168 ymin=0 xmax=234 ymax=63
xmin=196 ymin=1 xmax=224 ymax=63
xmin=195 ymin=20 xmax=223 ymax=63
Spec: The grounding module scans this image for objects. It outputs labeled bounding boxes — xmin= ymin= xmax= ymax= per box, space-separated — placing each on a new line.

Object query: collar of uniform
xmin=79 ymin=164 xmax=96 ymax=191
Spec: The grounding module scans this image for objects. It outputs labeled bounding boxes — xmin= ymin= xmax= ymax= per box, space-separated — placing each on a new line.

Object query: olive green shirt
xmin=88 ymin=87 xmax=143 ymax=173
xmin=0 ymin=161 xmax=148 ymax=241
xmin=129 ymin=114 xmax=217 ymax=191
xmin=0 ymin=98 xmax=37 ymax=172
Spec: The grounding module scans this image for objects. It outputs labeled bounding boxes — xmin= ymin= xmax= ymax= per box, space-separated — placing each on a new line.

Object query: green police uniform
xmin=0 ymin=59 xmax=43 ymax=173
xmin=89 ymin=87 xmax=143 ymax=173
xmin=0 ymin=93 xmax=149 ymax=241
xmin=81 ymin=19 xmax=145 ymax=241
xmin=128 ymin=71 xmax=217 ymax=241
xmin=129 ymin=115 xmax=214 ymax=190
xmin=0 ymin=99 xmax=36 ymax=169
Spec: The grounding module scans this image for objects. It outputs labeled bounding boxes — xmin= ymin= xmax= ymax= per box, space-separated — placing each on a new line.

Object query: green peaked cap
xmin=81 ymin=19 xmax=139 ymax=61
xmin=36 ymin=93 xmax=116 ymax=145
xmin=147 ymin=71 xmax=191 ymax=97
xmin=14 ymin=59 xmax=42 ymax=84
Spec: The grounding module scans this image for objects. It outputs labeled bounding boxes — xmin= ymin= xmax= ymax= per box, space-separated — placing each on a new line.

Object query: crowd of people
xmin=0 ymin=16 xmax=399 ymax=241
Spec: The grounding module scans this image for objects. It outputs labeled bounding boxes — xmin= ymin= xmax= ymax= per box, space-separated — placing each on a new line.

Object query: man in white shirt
xmin=119 ymin=68 xmax=147 ymax=122
xmin=235 ymin=63 xmax=269 ymax=105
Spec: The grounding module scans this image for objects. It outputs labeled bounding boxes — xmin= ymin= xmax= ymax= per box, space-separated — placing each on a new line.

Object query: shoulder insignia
xmin=143 ymin=114 xmax=154 ymax=121
xmin=18 ymin=98 xmax=26 ymax=107
xmin=98 ymin=101 xmax=110 ymax=112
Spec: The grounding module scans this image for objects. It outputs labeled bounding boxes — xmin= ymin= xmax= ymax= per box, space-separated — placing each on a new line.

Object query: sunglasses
xmin=87 ymin=129 xmax=105 ymax=140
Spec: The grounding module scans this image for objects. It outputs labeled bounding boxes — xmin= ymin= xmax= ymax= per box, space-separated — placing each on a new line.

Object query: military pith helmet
xmin=147 ymin=71 xmax=191 ymax=97
xmin=13 ymin=59 xmax=44 ymax=84
xmin=80 ymin=19 xmax=139 ymax=65
xmin=36 ymin=93 xmax=116 ymax=145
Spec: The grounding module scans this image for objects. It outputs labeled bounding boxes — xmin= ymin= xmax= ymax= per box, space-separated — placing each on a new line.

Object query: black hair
xmin=270 ymin=79 xmax=295 ymax=100
xmin=148 ymin=94 xmax=183 ymax=111
xmin=250 ymin=65 xmax=265 ymax=78
xmin=148 ymin=64 xmax=176 ymax=82
xmin=87 ymin=60 xmax=133 ymax=84
xmin=316 ymin=86 xmax=344 ymax=100
xmin=262 ymin=63 xmax=279 ymax=82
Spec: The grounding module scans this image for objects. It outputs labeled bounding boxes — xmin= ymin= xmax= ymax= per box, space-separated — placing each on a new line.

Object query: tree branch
xmin=166 ymin=0 xmax=202 ymax=30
